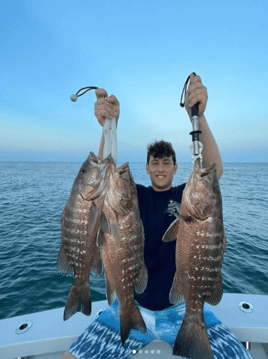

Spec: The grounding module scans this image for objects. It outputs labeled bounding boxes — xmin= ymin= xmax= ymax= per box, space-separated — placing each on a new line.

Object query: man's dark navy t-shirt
xmin=134 ymin=183 xmax=186 ymax=311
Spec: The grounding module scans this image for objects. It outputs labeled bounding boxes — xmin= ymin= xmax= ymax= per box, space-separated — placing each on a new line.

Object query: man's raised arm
xmin=94 ymin=88 xmax=120 ymax=159
xmin=185 ymin=73 xmax=223 ymax=179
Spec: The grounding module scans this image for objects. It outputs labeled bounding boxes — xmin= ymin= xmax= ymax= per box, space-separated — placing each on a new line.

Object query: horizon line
xmin=1 ymin=161 xmax=267 ymax=164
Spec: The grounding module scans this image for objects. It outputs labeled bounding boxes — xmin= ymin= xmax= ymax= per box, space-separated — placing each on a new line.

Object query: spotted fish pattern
xmin=163 ymin=158 xmax=228 ymax=358
xmin=57 ymin=152 xmax=111 ymax=320
xmin=98 ymin=162 xmax=148 ymax=346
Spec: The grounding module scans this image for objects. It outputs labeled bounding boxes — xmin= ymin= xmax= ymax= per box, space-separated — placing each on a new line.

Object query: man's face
xmin=146 ymin=156 xmax=178 ymax=192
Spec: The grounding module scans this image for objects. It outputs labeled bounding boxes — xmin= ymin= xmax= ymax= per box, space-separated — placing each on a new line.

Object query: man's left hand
xmin=185 ymin=73 xmax=208 ymax=118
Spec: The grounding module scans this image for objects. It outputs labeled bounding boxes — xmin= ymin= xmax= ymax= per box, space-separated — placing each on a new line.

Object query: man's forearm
xmin=198 ymin=115 xmax=223 ymax=179
xmin=98 ymin=133 xmax=105 ymax=159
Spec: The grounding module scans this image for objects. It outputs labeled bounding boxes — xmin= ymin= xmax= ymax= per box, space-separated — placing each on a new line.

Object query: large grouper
xmin=98 ymin=161 xmax=148 ymax=346
xmin=163 ymin=158 xmax=227 ymax=358
xmin=57 ymin=152 xmax=111 ymax=320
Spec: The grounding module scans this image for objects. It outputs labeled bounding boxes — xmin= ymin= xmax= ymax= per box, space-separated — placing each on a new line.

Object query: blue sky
xmin=0 ymin=0 xmax=267 ymax=163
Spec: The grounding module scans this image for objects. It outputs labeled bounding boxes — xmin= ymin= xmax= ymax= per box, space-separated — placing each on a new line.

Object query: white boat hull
xmin=1 ymin=293 xmax=268 ymax=359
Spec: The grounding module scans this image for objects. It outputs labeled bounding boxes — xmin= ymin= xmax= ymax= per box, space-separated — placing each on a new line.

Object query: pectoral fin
xmin=91 ymin=247 xmax=103 ymax=275
xmin=162 ymin=217 xmax=180 ymax=242
xmin=96 ymin=228 xmax=105 ymax=248
xmin=87 ymin=204 xmax=99 ymax=237
xmin=111 ymin=220 xmax=121 ymax=251
xmin=101 ymin=211 xmax=110 ymax=233
xmin=104 ymin=271 xmax=116 ymax=306
xmin=57 ymin=244 xmax=73 ymax=275
xmin=134 ymin=262 xmax=148 ymax=294
xmin=169 ymin=271 xmax=185 ymax=304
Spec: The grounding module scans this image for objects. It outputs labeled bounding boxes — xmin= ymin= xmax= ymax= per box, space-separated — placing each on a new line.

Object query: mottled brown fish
xmin=163 ymin=158 xmax=227 ymax=358
xmin=57 ymin=152 xmax=111 ymax=320
xmin=98 ymin=162 xmax=148 ymax=346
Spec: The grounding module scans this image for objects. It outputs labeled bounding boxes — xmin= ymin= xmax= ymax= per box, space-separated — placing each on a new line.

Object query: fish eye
xmin=80 ymin=168 xmax=86 ymax=176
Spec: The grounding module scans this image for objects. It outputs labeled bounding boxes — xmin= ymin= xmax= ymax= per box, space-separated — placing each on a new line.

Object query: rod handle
xmin=191 ymin=102 xmax=199 ymax=117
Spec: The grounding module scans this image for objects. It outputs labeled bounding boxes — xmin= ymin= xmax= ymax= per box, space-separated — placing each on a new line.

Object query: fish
xmin=57 ymin=152 xmax=111 ymax=320
xmin=98 ymin=161 xmax=148 ymax=346
xmin=162 ymin=158 xmax=227 ymax=358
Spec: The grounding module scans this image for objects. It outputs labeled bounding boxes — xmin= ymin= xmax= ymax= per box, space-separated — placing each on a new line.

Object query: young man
xmin=62 ymin=75 xmax=251 ymax=359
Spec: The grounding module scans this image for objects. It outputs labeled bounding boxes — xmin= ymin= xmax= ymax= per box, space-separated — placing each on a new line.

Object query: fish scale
xmin=118 ymin=214 xmax=145 ymax=291
xmin=61 ymin=200 xmax=91 ymax=271
xmin=163 ymin=158 xmax=227 ymax=358
xmin=99 ymin=162 xmax=148 ymax=346
xmin=57 ymin=153 xmax=111 ymax=320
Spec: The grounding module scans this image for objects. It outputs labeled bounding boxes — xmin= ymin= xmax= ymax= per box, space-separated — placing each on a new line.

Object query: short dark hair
xmin=147 ymin=140 xmax=176 ymax=165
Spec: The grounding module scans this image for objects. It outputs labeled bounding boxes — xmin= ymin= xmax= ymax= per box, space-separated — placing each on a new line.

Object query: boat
xmin=2 ymin=92 xmax=266 ymax=358
xmin=1 ymin=292 xmax=267 ymax=359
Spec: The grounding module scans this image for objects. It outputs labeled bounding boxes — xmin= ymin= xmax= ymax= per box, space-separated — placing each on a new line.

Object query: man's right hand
xmin=94 ymin=88 xmax=120 ymax=127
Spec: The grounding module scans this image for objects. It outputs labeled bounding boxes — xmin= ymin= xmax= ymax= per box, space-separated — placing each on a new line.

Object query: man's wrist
xmin=198 ymin=114 xmax=206 ymax=125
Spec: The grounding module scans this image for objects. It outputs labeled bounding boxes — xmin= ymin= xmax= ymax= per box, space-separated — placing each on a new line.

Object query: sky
xmin=0 ymin=0 xmax=267 ymax=163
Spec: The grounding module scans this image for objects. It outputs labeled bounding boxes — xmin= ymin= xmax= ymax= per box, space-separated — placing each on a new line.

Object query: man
xmin=62 ymin=74 xmax=251 ymax=359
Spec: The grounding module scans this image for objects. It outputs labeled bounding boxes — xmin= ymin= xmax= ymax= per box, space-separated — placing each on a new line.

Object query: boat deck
xmin=0 ymin=293 xmax=267 ymax=359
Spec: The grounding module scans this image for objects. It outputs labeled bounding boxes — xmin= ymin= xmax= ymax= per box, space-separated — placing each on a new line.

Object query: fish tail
xmin=120 ymin=303 xmax=147 ymax=346
xmin=173 ymin=312 xmax=213 ymax=359
xmin=63 ymin=280 xmax=91 ymax=320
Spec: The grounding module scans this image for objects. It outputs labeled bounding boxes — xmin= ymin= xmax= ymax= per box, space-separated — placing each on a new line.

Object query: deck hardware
xmin=96 ymin=309 xmax=104 ymax=317
xmin=239 ymin=301 xmax=253 ymax=313
xmin=241 ymin=342 xmax=251 ymax=350
xmin=15 ymin=320 xmax=32 ymax=334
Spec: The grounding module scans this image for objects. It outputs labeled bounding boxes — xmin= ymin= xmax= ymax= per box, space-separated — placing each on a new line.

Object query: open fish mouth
xmin=198 ymin=163 xmax=217 ymax=178
xmin=89 ymin=152 xmax=112 ymax=167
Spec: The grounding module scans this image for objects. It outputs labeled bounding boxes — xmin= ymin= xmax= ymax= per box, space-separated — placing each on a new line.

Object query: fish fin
xmin=57 ymin=244 xmax=73 ymax=275
xmin=91 ymin=248 xmax=103 ymax=275
xmin=169 ymin=271 xmax=184 ymax=304
xmin=120 ymin=303 xmax=147 ymax=346
xmin=173 ymin=311 xmax=213 ymax=359
xmin=63 ymin=277 xmax=91 ymax=320
xmin=96 ymin=227 xmax=105 ymax=248
xmin=134 ymin=262 xmax=148 ymax=294
xmin=60 ymin=204 xmax=67 ymax=229
xmin=223 ymin=232 xmax=227 ymax=254
xmin=110 ymin=220 xmax=121 ymax=251
xmin=104 ymin=272 xmax=116 ymax=306
xmin=87 ymin=204 xmax=99 ymax=237
xmin=162 ymin=217 xmax=180 ymax=242
xmin=101 ymin=211 xmax=110 ymax=233
xmin=205 ymin=276 xmax=223 ymax=306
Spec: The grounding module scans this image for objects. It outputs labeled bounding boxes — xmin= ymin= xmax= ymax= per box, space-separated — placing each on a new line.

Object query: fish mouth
xmin=198 ymin=163 xmax=217 ymax=178
xmin=89 ymin=152 xmax=112 ymax=167
xmin=116 ymin=162 xmax=129 ymax=175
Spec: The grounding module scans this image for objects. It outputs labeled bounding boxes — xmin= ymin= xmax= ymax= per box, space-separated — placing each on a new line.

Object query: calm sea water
xmin=0 ymin=161 xmax=267 ymax=320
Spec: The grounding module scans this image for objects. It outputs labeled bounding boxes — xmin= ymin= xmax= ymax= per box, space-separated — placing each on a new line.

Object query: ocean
xmin=0 ymin=161 xmax=267 ymax=321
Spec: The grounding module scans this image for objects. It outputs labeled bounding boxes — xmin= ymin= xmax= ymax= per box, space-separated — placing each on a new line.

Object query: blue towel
xmin=68 ymin=298 xmax=252 ymax=359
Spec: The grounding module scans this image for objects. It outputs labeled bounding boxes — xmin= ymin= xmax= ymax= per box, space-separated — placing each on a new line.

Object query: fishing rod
xmin=70 ymin=86 xmax=117 ymax=166
xmin=180 ymin=72 xmax=203 ymax=167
